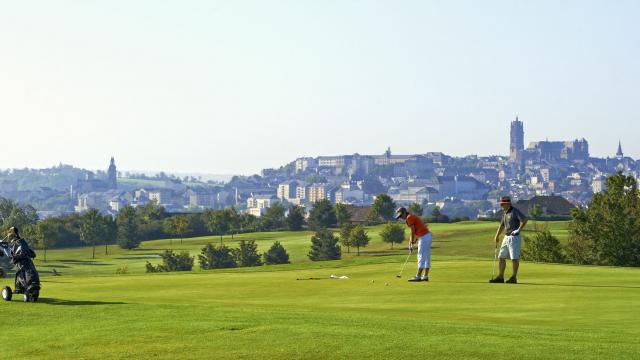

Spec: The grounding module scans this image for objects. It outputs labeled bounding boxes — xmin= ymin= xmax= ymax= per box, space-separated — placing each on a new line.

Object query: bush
xmin=146 ymin=250 xmax=194 ymax=272
xmin=521 ymin=231 xmax=565 ymax=263
xmin=263 ymin=241 xmax=290 ymax=265
xmin=199 ymin=243 xmax=236 ymax=270
xmin=308 ymin=229 xmax=341 ymax=261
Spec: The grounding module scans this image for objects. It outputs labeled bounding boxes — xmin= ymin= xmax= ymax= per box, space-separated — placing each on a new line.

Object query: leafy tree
xmin=370 ymin=194 xmax=396 ymax=222
xmin=102 ymin=215 xmax=117 ymax=255
xmin=308 ymin=229 xmax=341 ymax=261
xmin=308 ymin=200 xmax=337 ymax=230
xmin=521 ymin=231 xmax=565 ymax=263
xmin=203 ymin=209 xmax=231 ymax=244
xmin=165 ymin=215 xmax=189 ymax=247
xmin=529 ymin=204 xmax=543 ymax=231
xmin=146 ymin=250 xmax=194 ymax=272
xmin=408 ymin=203 xmax=424 ymax=216
xmin=80 ymin=209 xmax=107 ymax=259
xmin=349 ymin=225 xmax=370 ymax=256
xmin=233 ymin=240 xmax=262 ymax=267
xmin=263 ymin=241 xmax=290 ymax=265
xmin=339 ymin=223 xmax=355 ymax=253
xmin=199 ymin=243 xmax=236 ymax=269
xmin=0 ymin=197 xmax=38 ymax=232
xmin=334 ymin=203 xmax=352 ymax=226
xmin=286 ymin=205 xmax=306 ymax=231
xmin=136 ymin=202 xmax=165 ymax=223
xmin=261 ymin=203 xmax=286 ymax=230
xmin=31 ymin=218 xmax=64 ymax=262
xmin=117 ymin=206 xmax=140 ymax=249
xmin=567 ymin=173 xmax=640 ymax=266
xmin=380 ymin=222 xmax=405 ymax=249
xmin=305 ymin=173 xmax=327 ymax=185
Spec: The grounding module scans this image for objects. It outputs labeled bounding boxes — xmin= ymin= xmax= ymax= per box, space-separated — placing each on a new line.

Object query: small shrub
xmin=263 ymin=241 xmax=290 ymax=265
xmin=146 ymin=250 xmax=194 ymax=272
xmin=199 ymin=243 xmax=236 ymax=270
xmin=521 ymin=231 xmax=565 ymax=263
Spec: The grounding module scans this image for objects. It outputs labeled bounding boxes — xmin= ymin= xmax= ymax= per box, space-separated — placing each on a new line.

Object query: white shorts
xmin=417 ymin=233 xmax=432 ymax=269
xmin=499 ymin=235 xmax=521 ymax=260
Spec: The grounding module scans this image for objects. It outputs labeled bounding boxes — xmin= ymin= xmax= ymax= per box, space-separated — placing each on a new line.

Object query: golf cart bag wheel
xmin=1 ymin=286 xmax=11 ymax=301
xmin=23 ymin=293 xmax=29 ymax=302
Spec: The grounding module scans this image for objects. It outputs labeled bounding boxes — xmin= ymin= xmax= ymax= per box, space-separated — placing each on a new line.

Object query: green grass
xmin=3 ymin=221 xmax=639 ymax=359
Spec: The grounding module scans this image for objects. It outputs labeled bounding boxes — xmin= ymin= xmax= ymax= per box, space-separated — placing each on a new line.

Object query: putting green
xmin=2 ymin=222 xmax=638 ymax=359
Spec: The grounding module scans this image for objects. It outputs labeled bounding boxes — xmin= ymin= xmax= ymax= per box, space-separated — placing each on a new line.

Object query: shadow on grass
xmin=39 ymin=298 xmax=127 ymax=306
xmin=58 ymin=260 xmax=110 ymax=266
xmin=114 ymin=256 xmax=160 ymax=260
xmin=519 ymin=282 xmax=640 ymax=290
xmin=38 ymin=264 xmax=71 ymax=268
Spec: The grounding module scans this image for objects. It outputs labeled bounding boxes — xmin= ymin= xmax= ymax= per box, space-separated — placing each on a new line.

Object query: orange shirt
xmin=406 ymin=214 xmax=429 ymax=237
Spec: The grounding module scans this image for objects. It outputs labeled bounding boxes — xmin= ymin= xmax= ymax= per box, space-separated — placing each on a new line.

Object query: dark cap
xmin=395 ymin=207 xmax=408 ymax=219
xmin=499 ymin=196 xmax=512 ymax=204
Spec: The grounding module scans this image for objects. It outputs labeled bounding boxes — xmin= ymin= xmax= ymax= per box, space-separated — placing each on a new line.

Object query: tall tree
xmin=349 ymin=225 xmax=370 ymax=256
xmin=308 ymin=200 xmax=337 ymax=230
xmin=33 ymin=218 xmax=64 ymax=261
xmin=203 ymin=209 xmax=230 ymax=244
xmin=261 ymin=203 xmax=286 ymax=230
xmin=308 ymin=229 xmax=341 ymax=261
xmin=286 ymin=205 xmax=306 ymax=231
xmin=380 ymin=222 xmax=405 ymax=249
xmin=408 ymin=203 xmax=424 ymax=217
xmin=339 ymin=223 xmax=355 ymax=253
xmin=165 ymin=215 xmax=189 ymax=247
xmin=370 ymin=194 xmax=396 ymax=222
xmin=568 ymin=173 xmax=640 ymax=266
xmin=80 ymin=209 xmax=106 ymax=259
xmin=117 ymin=206 xmax=140 ymax=250
xmin=102 ymin=215 xmax=117 ymax=255
xmin=334 ymin=203 xmax=352 ymax=226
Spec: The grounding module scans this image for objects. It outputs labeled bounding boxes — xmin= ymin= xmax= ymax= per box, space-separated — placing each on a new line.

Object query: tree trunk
xmin=44 ymin=243 xmax=47 ymax=262
xmin=92 ymin=245 xmax=95 ymax=259
xmin=180 ymin=234 xmax=183 ymax=245
xmin=357 ymin=246 xmax=360 ymax=256
xmin=391 ymin=242 xmax=394 ymax=250
xmin=220 ymin=234 xmax=223 ymax=245
xmin=105 ymin=242 xmax=108 ymax=255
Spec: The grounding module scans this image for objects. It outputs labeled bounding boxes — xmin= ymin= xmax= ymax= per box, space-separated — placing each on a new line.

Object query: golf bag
xmin=1 ymin=238 xmax=40 ymax=302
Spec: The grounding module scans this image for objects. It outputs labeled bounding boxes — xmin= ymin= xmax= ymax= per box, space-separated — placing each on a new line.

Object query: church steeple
xmin=616 ymin=141 xmax=624 ymax=160
xmin=107 ymin=157 xmax=117 ymax=189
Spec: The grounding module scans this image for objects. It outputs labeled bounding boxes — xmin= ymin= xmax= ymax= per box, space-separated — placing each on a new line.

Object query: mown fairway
xmin=2 ymin=222 xmax=639 ymax=359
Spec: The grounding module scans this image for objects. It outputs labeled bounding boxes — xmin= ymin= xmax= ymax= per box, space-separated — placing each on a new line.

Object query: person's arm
xmin=511 ymin=218 xmax=528 ymax=236
xmin=494 ymin=224 xmax=505 ymax=247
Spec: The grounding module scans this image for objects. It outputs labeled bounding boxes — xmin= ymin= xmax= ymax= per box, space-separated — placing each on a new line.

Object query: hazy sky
xmin=1 ymin=0 xmax=638 ymax=175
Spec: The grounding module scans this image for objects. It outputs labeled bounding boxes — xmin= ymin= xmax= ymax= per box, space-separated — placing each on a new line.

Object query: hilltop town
xmin=0 ymin=118 xmax=635 ymax=220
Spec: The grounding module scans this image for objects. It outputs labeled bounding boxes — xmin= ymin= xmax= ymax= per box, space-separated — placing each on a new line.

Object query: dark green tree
xmin=263 ymin=241 xmax=290 ymax=265
xmin=233 ymin=240 xmax=262 ymax=267
xmin=567 ymin=173 xmax=640 ymax=266
xmin=146 ymin=250 xmax=194 ymax=272
xmin=308 ymin=229 xmax=341 ymax=261
xmin=380 ymin=222 xmax=405 ymax=249
xmin=370 ymin=194 xmax=396 ymax=222
xmin=349 ymin=225 xmax=370 ymax=256
xmin=334 ymin=203 xmax=352 ymax=226
xmin=199 ymin=243 xmax=236 ymax=269
xmin=286 ymin=205 xmax=306 ymax=231
xmin=308 ymin=200 xmax=337 ymax=230
xmin=261 ymin=203 xmax=286 ymax=230
xmin=117 ymin=206 xmax=141 ymax=249
xmin=32 ymin=218 xmax=64 ymax=262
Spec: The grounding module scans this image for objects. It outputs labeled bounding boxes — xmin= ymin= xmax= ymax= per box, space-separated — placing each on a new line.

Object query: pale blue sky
xmin=0 ymin=0 xmax=638 ymax=174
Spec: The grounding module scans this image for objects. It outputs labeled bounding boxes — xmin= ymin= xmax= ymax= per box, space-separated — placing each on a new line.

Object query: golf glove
xmin=510 ymin=229 xmax=520 ymax=236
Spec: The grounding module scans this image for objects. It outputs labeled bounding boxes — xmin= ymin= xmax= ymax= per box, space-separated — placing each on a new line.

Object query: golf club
xmin=396 ymin=246 xmax=413 ymax=278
